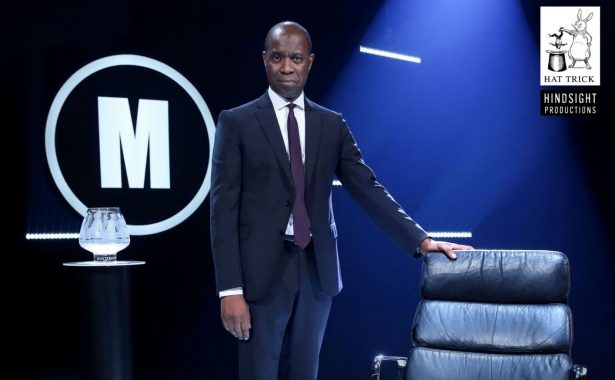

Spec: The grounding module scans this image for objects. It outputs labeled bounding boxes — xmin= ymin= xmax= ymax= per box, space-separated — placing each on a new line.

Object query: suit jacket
xmin=210 ymin=92 xmax=427 ymax=302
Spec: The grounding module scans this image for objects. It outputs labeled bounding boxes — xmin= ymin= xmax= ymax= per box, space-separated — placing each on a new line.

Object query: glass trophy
xmin=79 ymin=207 xmax=130 ymax=262
xmin=64 ymin=207 xmax=144 ymax=267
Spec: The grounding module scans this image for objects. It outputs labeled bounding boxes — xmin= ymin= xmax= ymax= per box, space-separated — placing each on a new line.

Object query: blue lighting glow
xmin=322 ymin=1 xmax=612 ymax=377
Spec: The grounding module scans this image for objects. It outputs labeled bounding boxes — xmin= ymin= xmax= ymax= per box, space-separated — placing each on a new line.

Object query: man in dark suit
xmin=210 ymin=21 xmax=472 ymax=380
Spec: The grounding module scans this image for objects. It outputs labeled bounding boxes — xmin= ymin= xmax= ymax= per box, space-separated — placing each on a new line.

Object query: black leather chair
xmin=372 ymin=250 xmax=587 ymax=380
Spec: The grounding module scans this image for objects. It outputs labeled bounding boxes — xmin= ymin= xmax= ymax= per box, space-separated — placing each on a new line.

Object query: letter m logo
xmin=97 ymin=97 xmax=170 ymax=189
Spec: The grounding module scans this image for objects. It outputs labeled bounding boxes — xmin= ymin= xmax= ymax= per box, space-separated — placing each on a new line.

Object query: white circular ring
xmin=45 ymin=54 xmax=215 ymax=235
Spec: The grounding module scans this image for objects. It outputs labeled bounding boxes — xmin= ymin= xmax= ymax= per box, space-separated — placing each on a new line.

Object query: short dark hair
xmin=264 ymin=21 xmax=312 ymax=52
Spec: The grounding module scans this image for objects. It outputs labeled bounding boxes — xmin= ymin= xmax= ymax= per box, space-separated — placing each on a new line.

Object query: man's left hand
xmin=420 ymin=238 xmax=473 ymax=260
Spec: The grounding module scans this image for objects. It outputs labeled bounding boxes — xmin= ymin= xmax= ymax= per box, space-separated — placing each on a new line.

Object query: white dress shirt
xmin=219 ymin=88 xmax=306 ymax=298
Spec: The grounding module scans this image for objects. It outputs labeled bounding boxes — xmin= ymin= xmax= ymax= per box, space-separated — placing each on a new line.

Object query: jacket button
xmin=285 ymin=199 xmax=292 ymax=206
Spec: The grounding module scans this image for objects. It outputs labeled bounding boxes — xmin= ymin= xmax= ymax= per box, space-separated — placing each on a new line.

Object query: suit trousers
xmin=238 ymin=241 xmax=332 ymax=380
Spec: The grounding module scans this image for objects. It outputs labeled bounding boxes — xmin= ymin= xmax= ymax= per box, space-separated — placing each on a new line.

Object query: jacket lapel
xmin=304 ymin=98 xmax=322 ymax=193
xmin=255 ymin=93 xmax=292 ymax=182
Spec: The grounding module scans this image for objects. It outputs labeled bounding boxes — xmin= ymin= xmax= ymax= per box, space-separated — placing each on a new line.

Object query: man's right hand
xmin=221 ymin=294 xmax=251 ymax=340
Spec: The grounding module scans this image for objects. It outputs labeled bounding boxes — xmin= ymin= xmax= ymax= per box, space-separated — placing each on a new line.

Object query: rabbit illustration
xmin=560 ymin=9 xmax=593 ymax=69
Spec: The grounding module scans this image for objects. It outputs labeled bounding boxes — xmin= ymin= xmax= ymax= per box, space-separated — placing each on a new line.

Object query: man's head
xmin=262 ymin=21 xmax=314 ymax=101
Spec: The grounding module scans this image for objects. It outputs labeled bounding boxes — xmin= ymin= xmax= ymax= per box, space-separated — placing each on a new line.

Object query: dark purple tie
xmin=287 ymin=104 xmax=311 ymax=248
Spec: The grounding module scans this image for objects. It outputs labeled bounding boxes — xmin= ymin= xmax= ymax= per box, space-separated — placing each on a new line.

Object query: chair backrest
xmin=406 ymin=250 xmax=574 ymax=380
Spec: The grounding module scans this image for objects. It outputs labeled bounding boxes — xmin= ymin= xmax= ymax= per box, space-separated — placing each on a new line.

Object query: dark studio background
xmin=5 ymin=0 xmax=614 ymax=379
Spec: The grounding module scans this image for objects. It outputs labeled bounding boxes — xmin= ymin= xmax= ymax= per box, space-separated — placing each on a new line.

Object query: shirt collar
xmin=268 ymin=87 xmax=305 ymax=111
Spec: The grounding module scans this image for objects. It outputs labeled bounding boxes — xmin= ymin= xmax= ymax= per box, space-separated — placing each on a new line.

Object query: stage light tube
xmin=359 ymin=46 xmax=421 ymax=64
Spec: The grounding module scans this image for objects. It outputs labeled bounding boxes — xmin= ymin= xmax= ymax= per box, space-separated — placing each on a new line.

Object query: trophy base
xmin=63 ymin=260 xmax=145 ymax=267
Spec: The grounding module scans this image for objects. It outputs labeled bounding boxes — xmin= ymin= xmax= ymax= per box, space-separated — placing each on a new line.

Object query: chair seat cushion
xmin=406 ymin=347 xmax=573 ymax=380
xmin=412 ymin=300 xmax=572 ymax=353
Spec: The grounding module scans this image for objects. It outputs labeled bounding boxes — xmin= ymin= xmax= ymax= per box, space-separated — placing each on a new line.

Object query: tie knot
xmin=287 ymin=103 xmax=296 ymax=111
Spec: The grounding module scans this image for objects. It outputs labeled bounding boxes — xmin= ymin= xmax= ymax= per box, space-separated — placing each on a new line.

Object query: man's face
xmin=262 ymin=29 xmax=314 ymax=101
